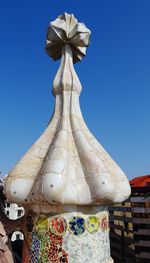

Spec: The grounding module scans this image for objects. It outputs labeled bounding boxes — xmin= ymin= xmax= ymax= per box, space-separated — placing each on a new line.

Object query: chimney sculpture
xmin=5 ymin=13 xmax=131 ymax=263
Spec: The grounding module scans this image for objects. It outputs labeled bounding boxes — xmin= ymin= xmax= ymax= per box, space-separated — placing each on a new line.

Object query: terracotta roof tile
xmin=130 ymin=175 xmax=150 ymax=187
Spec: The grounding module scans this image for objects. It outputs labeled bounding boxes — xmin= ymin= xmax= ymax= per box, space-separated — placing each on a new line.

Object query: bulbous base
xmin=22 ymin=206 xmax=113 ymax=263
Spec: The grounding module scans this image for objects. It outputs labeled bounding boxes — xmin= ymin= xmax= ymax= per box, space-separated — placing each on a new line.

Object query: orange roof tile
xmin=130 ymin=175 xmax=150 ymax=187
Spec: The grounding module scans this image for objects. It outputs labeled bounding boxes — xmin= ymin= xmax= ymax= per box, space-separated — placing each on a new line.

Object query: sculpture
xmin=5 ymin=13 xmax=131 ymax=262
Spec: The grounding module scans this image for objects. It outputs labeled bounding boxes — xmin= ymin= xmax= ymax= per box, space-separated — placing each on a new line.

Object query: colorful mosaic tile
xmin=30 ymin=233 xmax=41 ymax=263
xmin=100 ymin=215 xmax=108 ymax=231
xmin=48 ymin=232 xmax=68 ymax=263
xmin=23 ymin=212 xmax=110 ymax=263
xmin=36 ymin=216 xmax=48 ymax=232
xmin=69 ymin=216 xmax=85 ymax=235
xmin=86 ymin=216 xmax=99 ymax=234
xmin=36 ymin=232 xmax=51 ymax=263
xmin=49 ymin=216 xmax=67 ymax=236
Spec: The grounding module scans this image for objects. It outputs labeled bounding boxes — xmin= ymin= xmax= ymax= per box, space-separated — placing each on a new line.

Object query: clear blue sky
xmin=0 ymin=1 xmax=150 ymax=180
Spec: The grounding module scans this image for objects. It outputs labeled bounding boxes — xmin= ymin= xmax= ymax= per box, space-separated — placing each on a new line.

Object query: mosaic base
xmin=22 ymin=207 xmax=113 ymax=263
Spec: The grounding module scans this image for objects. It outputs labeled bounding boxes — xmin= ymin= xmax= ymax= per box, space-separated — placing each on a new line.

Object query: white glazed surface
xmin=5 ymin=13 xmax=131 ymax=208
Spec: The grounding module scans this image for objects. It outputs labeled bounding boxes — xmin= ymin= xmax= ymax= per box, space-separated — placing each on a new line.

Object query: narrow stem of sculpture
xmin=53 ymin=44 xmax=82 ymax=96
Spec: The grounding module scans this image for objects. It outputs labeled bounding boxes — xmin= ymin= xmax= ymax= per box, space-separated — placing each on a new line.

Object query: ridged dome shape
xmin=5 ymin=13 xmax=131 ymax=210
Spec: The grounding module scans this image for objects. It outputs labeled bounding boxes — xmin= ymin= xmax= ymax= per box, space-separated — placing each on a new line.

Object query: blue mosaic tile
xmin=31 ymin=233 xmax=41 ymax=263
xmin=69 ymin=216 xmax=85 ymax=235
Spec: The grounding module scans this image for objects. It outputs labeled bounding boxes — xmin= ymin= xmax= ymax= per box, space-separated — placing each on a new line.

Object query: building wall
xmin=109 ymin=200 xmax=135 ymax=263
xmin=130 ymin=194 xmax=150 ymax=262
xmin=11 ymin=231 xmax=24 ymax=242
xmin=5 ymin=203 xmax=24 ymax=220
xmin=4 ymin=202 xmax=24 ymax=241
xmin=109 ymin=187 xmax=150 ymax=263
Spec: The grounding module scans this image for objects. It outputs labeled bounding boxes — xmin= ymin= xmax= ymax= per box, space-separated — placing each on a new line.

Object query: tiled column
xmin=23 ymin=207 xmax=113 ymax=263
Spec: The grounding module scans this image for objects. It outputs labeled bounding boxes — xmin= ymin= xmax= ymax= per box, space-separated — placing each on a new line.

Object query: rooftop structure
xmin=130 ymin=174 xmax=150 ymax=188
xmin=109 ymin=175 xmax=150 ymax=263
xmin=4 ymin=13 xmax=131 ymax=263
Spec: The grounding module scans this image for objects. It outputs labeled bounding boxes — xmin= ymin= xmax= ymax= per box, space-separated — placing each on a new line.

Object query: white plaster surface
xmin=63 ymin=230 xmax=111 ymax=263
